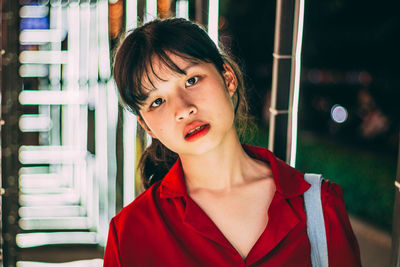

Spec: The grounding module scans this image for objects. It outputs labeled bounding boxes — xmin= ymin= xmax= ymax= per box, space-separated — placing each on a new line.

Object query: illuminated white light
xmin=123 ymin=1 xmax=139 ymax=210
xmin=19 ymin=65 xmax=48 ymax=77
xmin=290 ymin=0 xmax=305 ymax=167
xmin=94 ymin=83 xmax=110 ymax=246
xmin=88 ymin=7 xmax=99 ymax=82
xmin=19 ymin=192 xmax=80 ymax=207
xmin=16 ymin=232 xmax=99 ymax=249
xmin=98 ymin=0 xmax=111 ymax=80
xmin=19 ymin=166 xmax=50 ymax=174
xmin=19 ymin=90 xmax=88 ymax=105
xmin=107 ymin=81 xmax=119 ymax=138
xmin=331 ymin=104 xmax=348 ymax=123
xmin=17 ymin=259 xmax=103 ymax=267
xmin=17 ymin=260 xmax=103 ymax=267
xmin=126 ymin=0 xmax=138 ymax=31
xmin=19 ymin=167 xmax=71 ymax=190
xmin=18 ymin=145 xmax=87 ymax=164
xmin=19 ymin=114 xmax=52 ymax=132
xmin=78 ymin=85 xmax=89 ymax=152
xmin=19 ymin=206 xmax=83 ymax=218
xmin=66 ymin=2 xmax=80 ymax=82
xmin=123 ymin=110 xmax=137 ymax=207
xmin=145 ymin=0 xmax=157 ymax=22
xmin=20 ymin=187 xmax=72 ymax=195
xmin=19 ymin=51 xmax=68 ymax=64
xmin=20 ymin=173 xmax=64 ymax=188
xmin=208 ymin=0 xmax=219 ymax=45
xmin=19 ymin=5 xmax=49 ymax=18
xmin=106 ymin=81 xmax=118 ymax=217
xmin=20 ymin=29 xmax=66 ymax=44
xmin=176 ymin=0 xmax=189 ymax=19
xmin=85 ymin=157 xmax=97 ymax=238
xmin=19 ymin=217 xmax=89 ymax=230
xmin=49 ymin=3 xmax=63 ymax=83
xmin=79 ymin=4 xmax=90 ymax=82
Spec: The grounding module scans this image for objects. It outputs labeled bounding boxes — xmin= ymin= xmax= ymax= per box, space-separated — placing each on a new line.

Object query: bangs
xmin=134 ymin=50 xmax=203 ymax=104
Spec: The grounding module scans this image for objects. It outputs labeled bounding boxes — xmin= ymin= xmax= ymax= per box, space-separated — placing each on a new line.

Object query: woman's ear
xmin=137 ymin=115 xmax=157 ymax=139
xmin=222 ymin=64 xmax=238 ymax=97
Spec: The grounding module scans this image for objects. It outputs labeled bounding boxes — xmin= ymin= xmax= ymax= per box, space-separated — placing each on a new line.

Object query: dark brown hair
xmin=113 ymin=18 xmax=256 ymax=189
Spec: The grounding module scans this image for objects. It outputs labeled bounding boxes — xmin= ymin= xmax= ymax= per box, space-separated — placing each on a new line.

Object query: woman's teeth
xmin=187 ymin=125 xmax=206 ymax=137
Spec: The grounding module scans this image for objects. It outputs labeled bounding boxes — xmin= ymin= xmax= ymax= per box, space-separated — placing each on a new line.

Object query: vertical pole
xmin=145 ymin=0 xmax=157 ymax=22
xmin=176 ymin=0 xmax=189 ymax=19
xmin=126 ymin=0 xmax=138 ymax=31
xmin=268 ymin=0 xmax=304 ymax=166
xmin=390 ymin=133 xmax=400 ymax=266
xmin=208 ymin=0 xmax=219 ymax=45
xmin=123 ymin=0 xmax=139 ymax=207
xmin=288 ymin=0 xmax=304 ymax=167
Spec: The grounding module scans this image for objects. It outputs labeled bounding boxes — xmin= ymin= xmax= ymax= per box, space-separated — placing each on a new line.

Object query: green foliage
xmin=242 ymin=120 xmax=269 ymax=148
xmin=245 ymin=126 xmax=396 ymax=233
xmin=296 ymin=134 xmax=396 ymax=233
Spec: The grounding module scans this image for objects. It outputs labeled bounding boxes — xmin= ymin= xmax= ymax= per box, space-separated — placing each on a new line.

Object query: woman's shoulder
xmin=319 ymin=178 xmax=362 ymax=266
xmin=319 ymin=177 xmax=355 ymax=226
xmin=320 ymin=178 xmax=346 ymax=204
xmin=303 ymin=173 xmax=347 ymax=203
xmin=312 ymin=177 xmax=351 ymax=214
xmin=105 ymin=182 xmax=167 ymax=263
xmin=112 ymin=181 xmax=163 ymax=227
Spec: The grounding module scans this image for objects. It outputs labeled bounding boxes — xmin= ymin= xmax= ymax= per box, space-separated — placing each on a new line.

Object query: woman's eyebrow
xmin=181 ymin=61 xmax=199 ymax=72
xmin=147 ymin=88 xmax=158 ymax=95
xmin=145 ymin=62 xmax=200 ymax=96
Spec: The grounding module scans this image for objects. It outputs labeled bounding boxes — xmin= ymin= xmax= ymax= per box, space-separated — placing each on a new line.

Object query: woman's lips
xmin=183 ymin=120 xmax=209 ymax=138
xmin=184 ymin=124 xmax=210 ymax=141
xmin=183 ymin=120 xmax=210 ymax=141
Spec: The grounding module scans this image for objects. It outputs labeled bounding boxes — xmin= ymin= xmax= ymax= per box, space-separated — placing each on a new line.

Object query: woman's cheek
xmin=157 ymin=127 xmax=166 ymax=136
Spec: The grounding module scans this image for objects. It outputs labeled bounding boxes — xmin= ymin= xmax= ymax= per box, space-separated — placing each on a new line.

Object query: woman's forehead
xmin=152 ymin=52 xmax=198 ymax=74
xmin=141 ymin=53 xmax=200 ymax=89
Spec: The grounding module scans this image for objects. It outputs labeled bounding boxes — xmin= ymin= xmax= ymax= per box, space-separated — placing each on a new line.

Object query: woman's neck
xmin=180 ymin=129 xmax=270 ymax=194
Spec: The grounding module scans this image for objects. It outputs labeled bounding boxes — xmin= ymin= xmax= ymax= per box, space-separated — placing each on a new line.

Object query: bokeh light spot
xmin=331 ymin=104 xmax=348 ymax=123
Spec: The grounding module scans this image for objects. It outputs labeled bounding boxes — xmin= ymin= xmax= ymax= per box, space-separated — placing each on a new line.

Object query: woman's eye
xmin=150 ymin=98 xmax=164 ymax=109
xmin=185 ymin=76 xmax=199 ymax=87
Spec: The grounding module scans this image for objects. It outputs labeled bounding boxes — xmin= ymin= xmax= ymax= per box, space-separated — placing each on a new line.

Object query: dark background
xmin=219 ymin=0 xmax=399 ymax=232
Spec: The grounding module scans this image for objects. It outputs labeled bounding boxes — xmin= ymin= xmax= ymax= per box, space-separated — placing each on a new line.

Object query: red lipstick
xmin=183 ymin=121 xmax=210 ymax=141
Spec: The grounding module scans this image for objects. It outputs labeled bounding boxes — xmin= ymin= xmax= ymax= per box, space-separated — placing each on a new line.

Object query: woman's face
xmin=137 ymin=52 xmax=238 ymax=157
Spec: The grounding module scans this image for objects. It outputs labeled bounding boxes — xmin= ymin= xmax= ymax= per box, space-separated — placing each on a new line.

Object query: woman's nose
xmin=175 ymin=96 xmax=197 ymax=121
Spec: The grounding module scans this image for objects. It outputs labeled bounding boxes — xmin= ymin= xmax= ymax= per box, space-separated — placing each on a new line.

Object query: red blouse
xmin=104 ymin=144 xmax=362 ymax=267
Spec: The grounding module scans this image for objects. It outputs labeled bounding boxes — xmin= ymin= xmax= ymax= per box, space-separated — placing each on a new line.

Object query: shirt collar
xmin=159 ymin=143 xmax=310 ymax=199
xmin=159 ymin=156 xmax=187 ymax=198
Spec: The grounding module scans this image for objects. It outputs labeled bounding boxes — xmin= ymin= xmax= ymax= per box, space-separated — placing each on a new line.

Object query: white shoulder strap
xmin=304 ymin=173 xmax=329 ymax=267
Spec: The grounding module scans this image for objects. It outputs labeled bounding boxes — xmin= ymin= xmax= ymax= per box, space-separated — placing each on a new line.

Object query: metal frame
xmin=268 ymin=0 xmax=304 ymax=166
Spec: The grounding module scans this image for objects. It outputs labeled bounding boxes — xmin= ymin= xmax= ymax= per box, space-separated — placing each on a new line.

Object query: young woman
xmin=104 ymin=18 xmax=362 ymax=266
